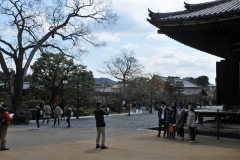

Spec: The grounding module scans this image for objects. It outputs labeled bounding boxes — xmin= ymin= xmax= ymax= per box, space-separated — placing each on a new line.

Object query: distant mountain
xmin=94 ymin=78 xmax=117 ymax=86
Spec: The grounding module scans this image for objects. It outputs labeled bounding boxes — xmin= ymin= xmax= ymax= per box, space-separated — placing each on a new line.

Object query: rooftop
xmin=148 ymin=0 xmax=240 ymax=23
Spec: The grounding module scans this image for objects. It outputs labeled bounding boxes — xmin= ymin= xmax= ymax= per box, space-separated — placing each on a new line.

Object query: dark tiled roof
xmin=148 ymin=0 xmax=240 ymax=22
xmin=154 ymin=75 xmax=202 ymax=88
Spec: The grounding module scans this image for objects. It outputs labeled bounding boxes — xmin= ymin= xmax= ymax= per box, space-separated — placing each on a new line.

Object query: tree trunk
xmin=11 ymin=68 xmax=24 ymax=124
xmin=76 ymin=106 xmax=80 ymax=119
xmin=49 ymin=90 xmax=57 ymax=104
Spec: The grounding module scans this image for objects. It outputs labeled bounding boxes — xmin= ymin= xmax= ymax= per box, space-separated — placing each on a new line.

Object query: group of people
xmin=1 ymin=100 xmax=196 ymax=152
xmin=123 ymin=100 xmax=141 ymax=113
xmin=35 ymin=103 xmax=73 ymax=129
xmin=157 ymin=101 xmax=196 ymax=143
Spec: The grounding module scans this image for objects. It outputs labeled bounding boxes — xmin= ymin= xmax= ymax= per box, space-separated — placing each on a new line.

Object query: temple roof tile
xmin=148 ymin=0 xmax=240 ymax=22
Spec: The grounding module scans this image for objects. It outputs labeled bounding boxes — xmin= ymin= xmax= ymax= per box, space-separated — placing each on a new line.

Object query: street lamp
xmin=61 ymin=77 xmax=68 ymax=107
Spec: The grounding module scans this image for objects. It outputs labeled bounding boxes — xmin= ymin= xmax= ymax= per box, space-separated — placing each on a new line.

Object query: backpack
xmin=0 ymin=112 xmax=5 ymax=127
xmin=55 ymin=106 xmax=61 ymax=115
xmin=44 ymin=105 xmax=51 ymax=115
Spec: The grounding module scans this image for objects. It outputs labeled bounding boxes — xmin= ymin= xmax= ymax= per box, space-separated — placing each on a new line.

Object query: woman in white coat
xmin=187 ymin=107 xmax=196 ymax=143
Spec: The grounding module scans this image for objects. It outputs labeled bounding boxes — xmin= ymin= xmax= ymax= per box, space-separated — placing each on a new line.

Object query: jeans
xmin=54 ymin=118 xmax=60 ymax=126
xmin=66 ymin=117 xmax=70 ymax=126
xmin=36 ymin=119 xmax=40 ymax=128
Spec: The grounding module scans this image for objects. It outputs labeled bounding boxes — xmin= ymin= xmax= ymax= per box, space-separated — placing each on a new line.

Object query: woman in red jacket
xmin=0 ymin=104 xmax=13 ymax=151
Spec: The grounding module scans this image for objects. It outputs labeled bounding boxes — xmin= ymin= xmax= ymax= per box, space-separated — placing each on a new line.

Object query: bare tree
xmin=0 ymin=0 xmax=118 ymax=119
xmin=98 ymin=50 xmax=144 ymax=114
xmin=98 ymin=50 xmax=144 ymax=86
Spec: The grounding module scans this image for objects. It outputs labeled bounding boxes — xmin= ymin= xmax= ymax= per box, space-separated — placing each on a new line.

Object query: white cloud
xmin=104 ymin=46 xmax=113 ymax=50
xmin=121 ymin=43 xmax=140 ymax=50
xmin=146 ymin=34 xmax=167 ymax=40
xmin=139 ymin=45 xmax=222 ymax=83
xmin=96 ymin=32 xmax=121 ymax=42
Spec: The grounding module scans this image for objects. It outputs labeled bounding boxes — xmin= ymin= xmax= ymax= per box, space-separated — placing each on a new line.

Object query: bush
xmin=25 ymin=100 xmax=45 ymax=109
xmin=104 ymin=100 xmax=122 ymax=112
xmin=85 ymin=107 xmax=94 ymax=115
xmin=20 ymin=103 xmax=28 ymax=114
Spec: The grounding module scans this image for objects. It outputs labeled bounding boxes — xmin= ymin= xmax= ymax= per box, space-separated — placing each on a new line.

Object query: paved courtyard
xmin=1 ymin=109 xmax=240 ymax=160
xmin=6 ymin=109 xmax=157 ymax=149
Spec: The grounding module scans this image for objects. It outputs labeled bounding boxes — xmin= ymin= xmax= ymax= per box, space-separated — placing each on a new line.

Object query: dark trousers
xmin=54 ymin=118 xmax=60 ymax=126
xmin=0 ymin=125 xmax=8 ymax=149
xmin=36 ymin=119 xmax=40 ymax=128
xmin=178 ymin=127 xmax=184 ymax=138
xmin=42 ymin=118 xmax=50 ymax=124
xmin=189 ymin=127 xmax=195 ymax=141
xmin=158 ymin=119 xmax=167 ymax=136
xmin=66 ymin=117 xmax=70 ymax=126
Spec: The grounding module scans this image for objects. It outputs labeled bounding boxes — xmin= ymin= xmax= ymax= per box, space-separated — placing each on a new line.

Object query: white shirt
xmin=161 ymin=106 xmax=166 ymax=119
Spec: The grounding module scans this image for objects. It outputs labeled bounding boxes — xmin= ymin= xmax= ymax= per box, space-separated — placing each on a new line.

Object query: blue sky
xmin=81 ymin=0 xmax=222 ymax=84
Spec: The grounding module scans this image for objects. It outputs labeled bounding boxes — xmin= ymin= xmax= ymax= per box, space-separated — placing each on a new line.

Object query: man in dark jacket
xmin=66 ymin=105 xmax=72 ymax=128
xmin=94 ymin=102 xmax=109 ymax=149
xmin=35 ymin=105 xmax=41 ymax=129
xmin=157 ymin=101 xmax=167 ymax=137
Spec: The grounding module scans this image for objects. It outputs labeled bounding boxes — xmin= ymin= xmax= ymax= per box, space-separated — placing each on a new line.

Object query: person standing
xmin=66 ymin=105 xmax=72 ymax=128
xmin=122 ymin=100 xmax=125 ymax=107
xmin=94 ymin=102 xmax=109 ymax=149
xmin=132 ymin=101 xmax=137 ymax=113
xmin=42 ymin=103 xmax=51 ymax=125
xmin=176 ymin=105 xmax=186 ymax=140
xmin=53 ymin=103 xmax=62 ymax=127
xmin=164 ymin=108 xmax=171 ymax=138
xmin=35 ymin=105 xmax=41 ymax=129
xmin=0 ymin=104 xmax=13 ymax=151
xmin=60 ymin=102 xmax=65 ymax=120
xmin=186 ymin=105 xmax=192 ymax=140
xmin=187 ymin=107 xmax=196 ymax=143
xmin=170 ymin=104 xmax=177 ymax=139
xmin=157 ymin=101 xmax=167 ymax=137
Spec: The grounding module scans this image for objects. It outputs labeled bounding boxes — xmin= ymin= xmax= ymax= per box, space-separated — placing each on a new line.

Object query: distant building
xmin=152 ymin=75 xmax=207 ymax=106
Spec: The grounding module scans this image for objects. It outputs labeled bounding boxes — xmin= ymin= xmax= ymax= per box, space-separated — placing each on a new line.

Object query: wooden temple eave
xmin=148 ymin=14 xmax=240 ymax=28
xmin=154 ymin=18 xmax=240 ymax=34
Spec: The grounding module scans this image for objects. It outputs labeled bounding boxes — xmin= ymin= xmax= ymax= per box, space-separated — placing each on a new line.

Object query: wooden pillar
xmin=216 ymin=60 xmax=240 ymax=106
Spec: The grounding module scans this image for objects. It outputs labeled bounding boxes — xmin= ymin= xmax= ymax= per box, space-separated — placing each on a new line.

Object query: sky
xmin=80 ymin=0 xmax=222 ymax=84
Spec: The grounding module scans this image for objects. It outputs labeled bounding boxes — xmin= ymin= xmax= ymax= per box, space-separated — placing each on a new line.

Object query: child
xmin=169 ymin=106 xmax=177 ymax=139
xmin=165 ymin=108 xmax=171 ymax=138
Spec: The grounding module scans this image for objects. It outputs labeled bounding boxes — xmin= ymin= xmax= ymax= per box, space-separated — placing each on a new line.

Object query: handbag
xmin=168 ymin=125 xmax=174 ymax=133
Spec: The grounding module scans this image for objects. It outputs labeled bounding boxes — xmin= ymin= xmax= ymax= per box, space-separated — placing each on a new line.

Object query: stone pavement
xmin=1 ymin=130 xmax=240 ymax=160
xmin=1 ymin=109 xmax=240 ymax=160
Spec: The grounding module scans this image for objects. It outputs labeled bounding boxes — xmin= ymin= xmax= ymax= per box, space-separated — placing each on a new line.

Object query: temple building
xmin=147 ymin=0 xmax=240 ymax=110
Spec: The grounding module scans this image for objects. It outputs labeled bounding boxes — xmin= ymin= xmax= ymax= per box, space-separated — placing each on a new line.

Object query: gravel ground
xmin=7 ymin=108 xmax=158 ymax=150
